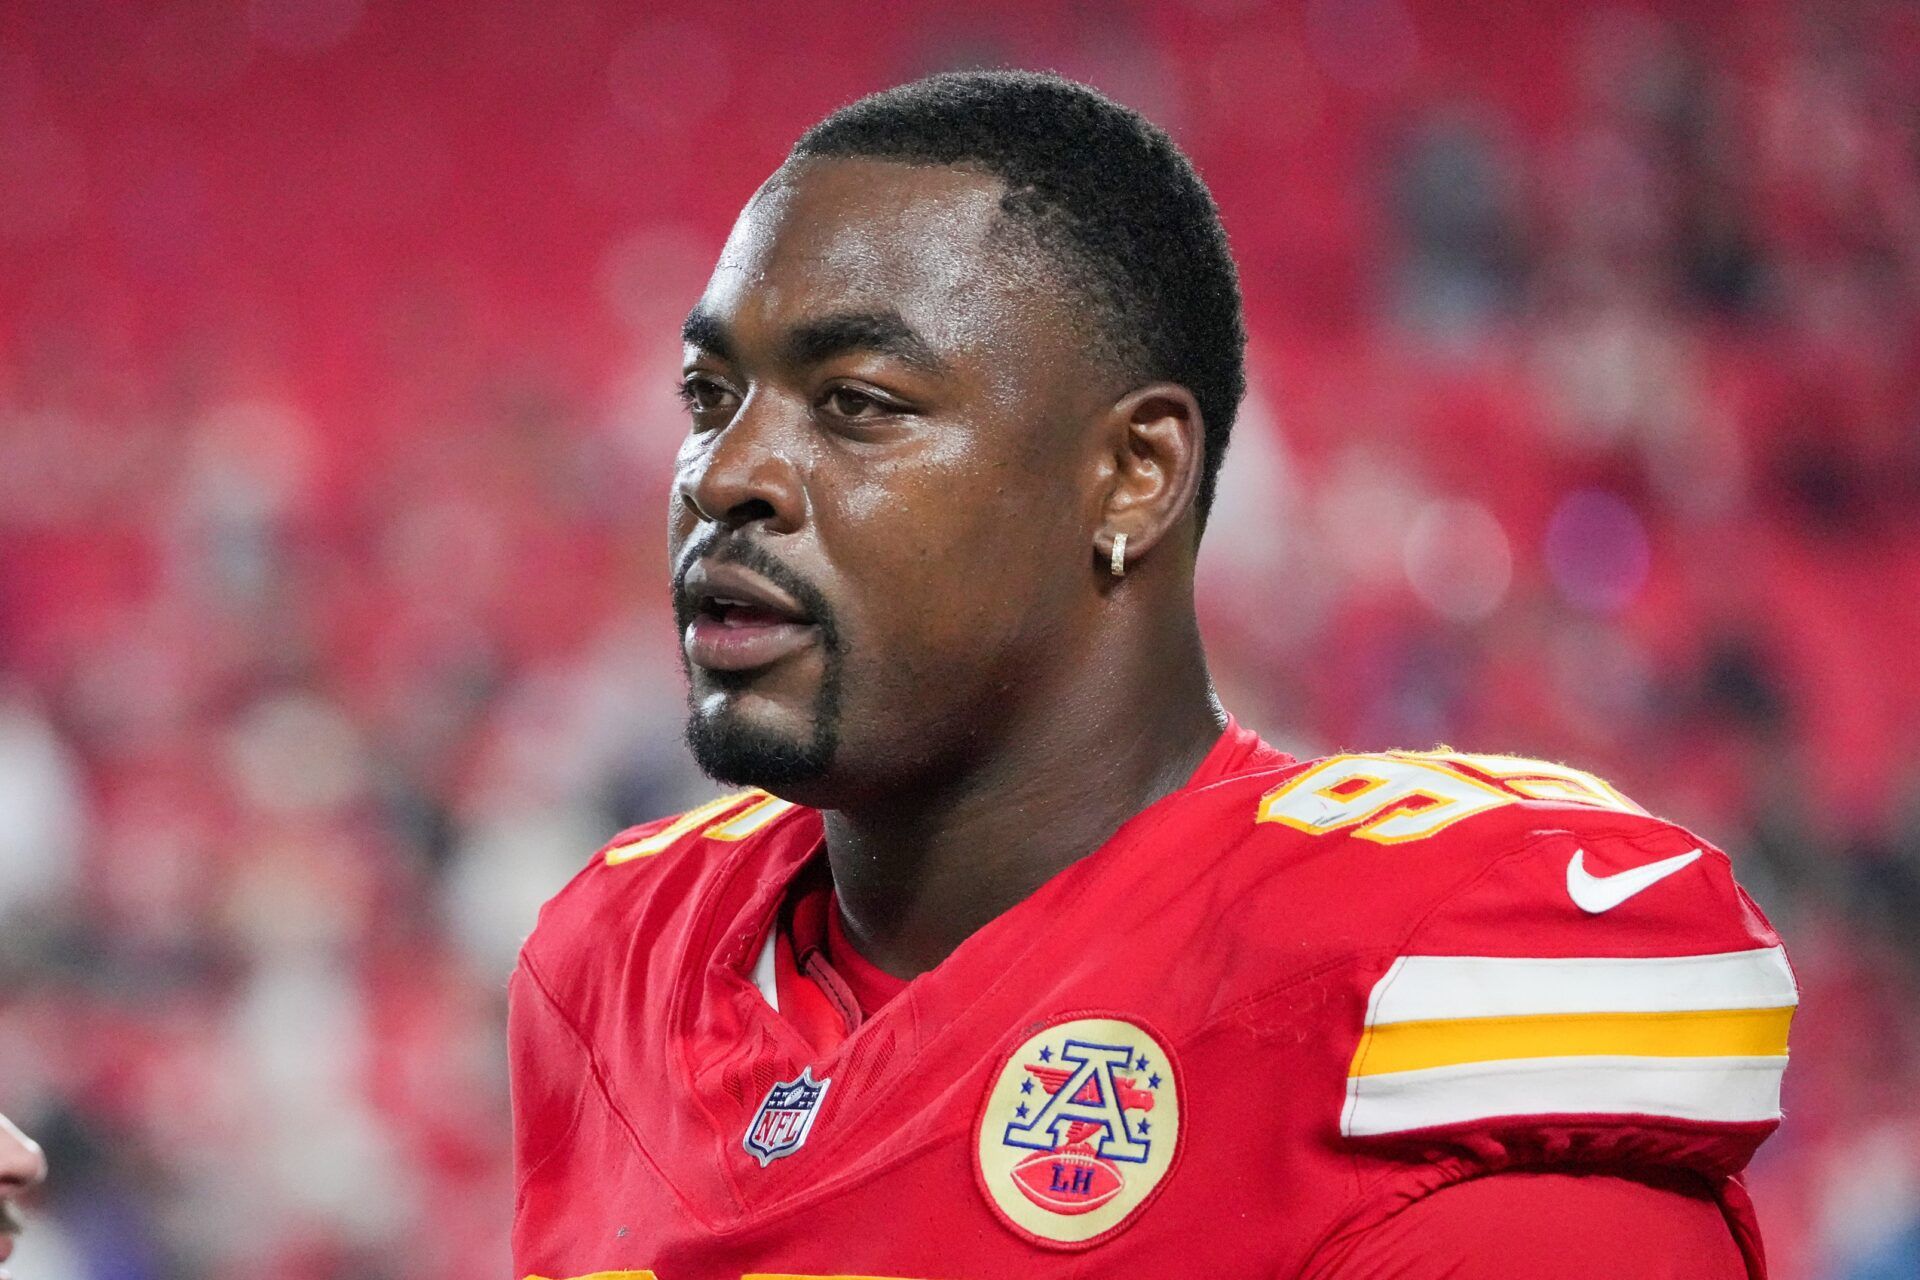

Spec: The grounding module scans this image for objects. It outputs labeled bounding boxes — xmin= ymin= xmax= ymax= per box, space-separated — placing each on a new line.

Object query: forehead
xmin=696 ymin=157 xmax=1033 ymax=348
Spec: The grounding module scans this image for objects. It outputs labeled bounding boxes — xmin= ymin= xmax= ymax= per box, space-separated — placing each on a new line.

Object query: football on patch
xmin=1009 ymin=1145 xmax=1125 ymax=1215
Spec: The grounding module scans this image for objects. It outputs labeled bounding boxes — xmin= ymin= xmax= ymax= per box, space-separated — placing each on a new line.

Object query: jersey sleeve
xmin=1339 ymin=811 xmax=1796 ymax=1174
xmin=508 ymin=952 xmax=595 ymax=1204
xmin=1323 ymin=1171 xmax=1750 ymax=1279
xmin=1296 ymin=792 xmax=1794 ymax=1279
xmin=508 ymin=788 xmax=800 ymax=1153
xmin=515 ymin=789 xmax=799 ymax=1001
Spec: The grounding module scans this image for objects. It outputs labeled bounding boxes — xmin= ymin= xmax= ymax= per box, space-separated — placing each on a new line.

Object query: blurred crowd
xmin=1 ymin=1 xmax=1916 ymax=1277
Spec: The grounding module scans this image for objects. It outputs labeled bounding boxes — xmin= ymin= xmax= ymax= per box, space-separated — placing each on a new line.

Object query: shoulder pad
xmin=1257 ymin=750 xmax=1648 ymax=845
xmin=1324 ymin=757 xmax=1794 ymax=1178
xmin=522 ymin=789 xmax=806 ymax=978
xmin=598 ymin=789 xmax=799 ymax=867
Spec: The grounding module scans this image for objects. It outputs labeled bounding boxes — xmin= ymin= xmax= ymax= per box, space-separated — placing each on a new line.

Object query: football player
xmin=511 ymin=71 xmax=1793 ymax=1278
xmin=0 ymin=1112 xmax=46 ymax=1280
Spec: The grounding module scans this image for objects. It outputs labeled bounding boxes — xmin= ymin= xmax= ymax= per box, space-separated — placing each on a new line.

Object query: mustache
xmin=672 ymin=536 xmax=839 ymax=646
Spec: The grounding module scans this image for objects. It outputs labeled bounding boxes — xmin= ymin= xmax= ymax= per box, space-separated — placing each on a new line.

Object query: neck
xmin=822 ymin=606 xmax=1223 ymax=979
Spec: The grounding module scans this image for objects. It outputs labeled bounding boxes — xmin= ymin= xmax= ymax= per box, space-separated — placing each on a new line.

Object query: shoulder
xmin=1250 ymin=749 xmax=1794 ymax=1180
xmin=1198 ymin=750 xmax=1794 ymax=1260
xmin=516 ymin=789 xmax=816 ymax=996
xmin=1219 ymin=748 xmax=1782 ymax=956
xmin=598 ymin=789 xmax=806 ymax=870
xmin=1132 ymin=747 xmax=1788 ymax=993
xmin=1189 ymin=749 xmax=1793 ymax=1141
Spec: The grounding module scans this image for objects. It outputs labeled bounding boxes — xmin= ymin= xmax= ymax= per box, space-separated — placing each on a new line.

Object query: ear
xmin=1090 ymin=383 xmax=1206 ymax=574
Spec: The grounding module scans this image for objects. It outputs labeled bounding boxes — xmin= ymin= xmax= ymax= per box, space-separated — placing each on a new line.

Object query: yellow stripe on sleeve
xmin=1350 ymin=1005 xmax=1794 ymax=1077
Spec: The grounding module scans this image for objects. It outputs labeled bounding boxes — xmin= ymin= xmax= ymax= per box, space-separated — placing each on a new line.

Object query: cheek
xmin=821 ymin=447 xmax=1073 ymax=665
xmin=834 ymin=444 xmax=1031 ymax=573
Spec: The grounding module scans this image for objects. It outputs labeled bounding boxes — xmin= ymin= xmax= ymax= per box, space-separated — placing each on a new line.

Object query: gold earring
xmin=1110 ymin=532 xmax=1128 ymax=578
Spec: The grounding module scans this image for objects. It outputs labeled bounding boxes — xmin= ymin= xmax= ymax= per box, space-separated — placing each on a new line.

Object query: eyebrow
xmin=681 ymin=308 xmax=735 ymax=362
xmin=783 ymin=310 xmax=949 ymax=376
xmin=681 ymin=306 xmax=949 ymax=377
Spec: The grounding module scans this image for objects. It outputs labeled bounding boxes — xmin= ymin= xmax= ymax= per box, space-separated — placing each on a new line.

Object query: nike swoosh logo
xmin=1565 ymin=847 xmax=1704 ymax=914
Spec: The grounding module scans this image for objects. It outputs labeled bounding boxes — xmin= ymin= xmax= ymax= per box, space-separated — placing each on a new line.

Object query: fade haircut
xmin=791 ymin=70 xmax=1246 ymax=525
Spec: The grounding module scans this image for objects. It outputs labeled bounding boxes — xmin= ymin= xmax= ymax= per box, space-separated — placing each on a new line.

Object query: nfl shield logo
xmin=743 ymin=1067 xmax=832 ymax=1167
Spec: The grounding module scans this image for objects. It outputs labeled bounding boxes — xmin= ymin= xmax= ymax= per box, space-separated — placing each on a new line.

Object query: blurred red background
xmin=2 ymin=1 xmax=1917 ymax=1276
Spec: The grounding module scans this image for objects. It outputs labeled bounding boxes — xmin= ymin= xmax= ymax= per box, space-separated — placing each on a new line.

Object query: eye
xmin=677 ymin=374 xmax=739 ymax=422
xmin=821 ymin=385 xmax=890 ymax=419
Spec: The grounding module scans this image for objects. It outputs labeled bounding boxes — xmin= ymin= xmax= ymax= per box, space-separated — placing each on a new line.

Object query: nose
xmin=0 ymin=1113 xmax=46 ymax=1194
xmin=677 ymin=394 xmax=805 ymax=535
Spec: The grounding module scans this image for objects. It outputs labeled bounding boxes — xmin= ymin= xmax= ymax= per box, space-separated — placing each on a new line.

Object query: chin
xmin=685 ymin=699 xmax=836 ymax=793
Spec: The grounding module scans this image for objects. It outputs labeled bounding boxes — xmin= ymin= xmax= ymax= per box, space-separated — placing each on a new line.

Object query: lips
xmin=682 ymin=559 xmax=821 ymax=673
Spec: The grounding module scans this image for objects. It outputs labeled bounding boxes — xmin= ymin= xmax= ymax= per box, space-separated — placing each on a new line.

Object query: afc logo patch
xmin=975 ymin=1015 xmax=1181 ymax=1248
xmin=744 ymin=1067 xmax=831 ymax=1167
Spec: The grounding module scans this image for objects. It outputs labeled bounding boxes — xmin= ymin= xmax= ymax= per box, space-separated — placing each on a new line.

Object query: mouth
xmin=681 ymin=559 xmax=821 ymax=674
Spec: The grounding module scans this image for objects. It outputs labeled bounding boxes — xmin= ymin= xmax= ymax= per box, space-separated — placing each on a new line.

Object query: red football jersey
xmin=510 ymin=723 xmax=1795 ymax=1279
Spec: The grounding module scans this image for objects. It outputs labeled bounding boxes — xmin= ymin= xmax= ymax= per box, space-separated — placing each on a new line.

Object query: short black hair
xmin=791 ymin=70 xmax=1246 ymax=525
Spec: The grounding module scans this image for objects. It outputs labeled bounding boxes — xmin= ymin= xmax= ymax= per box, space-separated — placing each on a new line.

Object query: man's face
xmin=0 ymin=1112 xmax=46 ymax=1276
xmin=671 ymin=158 xmax=1114 ymax=805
